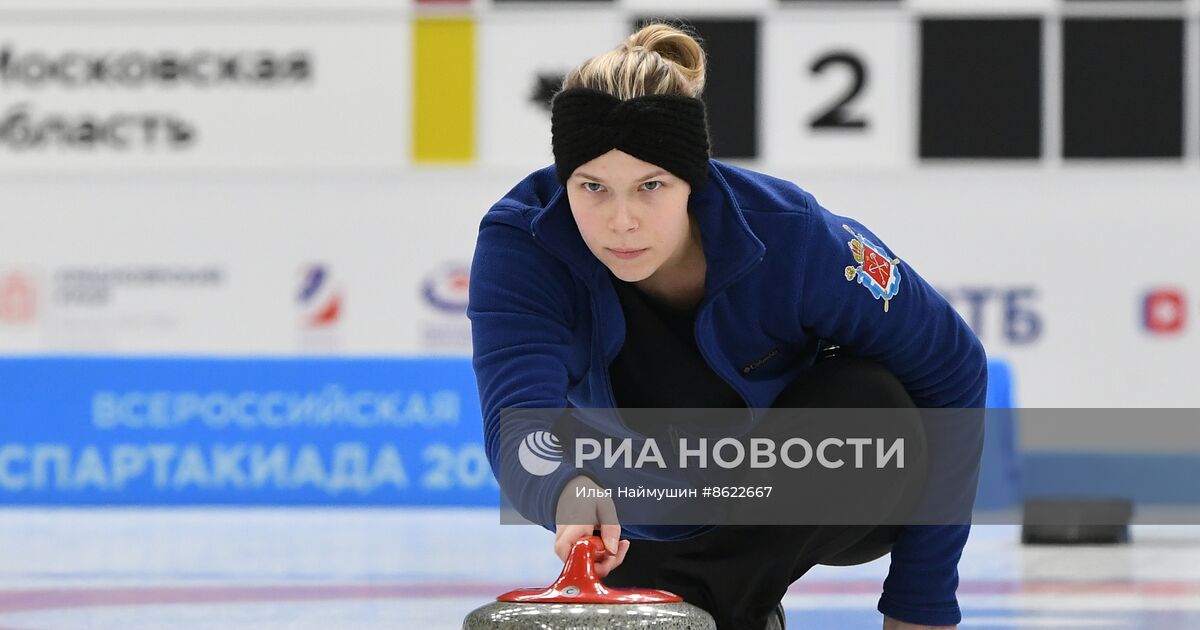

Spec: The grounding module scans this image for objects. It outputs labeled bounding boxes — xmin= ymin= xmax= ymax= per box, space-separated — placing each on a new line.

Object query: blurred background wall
xmin=0 ymin=0 xmax=1197 ymax=507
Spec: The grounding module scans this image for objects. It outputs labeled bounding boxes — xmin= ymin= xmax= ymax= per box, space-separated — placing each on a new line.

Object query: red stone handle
xmin=496 ymin=535 xmax=682 ymax=604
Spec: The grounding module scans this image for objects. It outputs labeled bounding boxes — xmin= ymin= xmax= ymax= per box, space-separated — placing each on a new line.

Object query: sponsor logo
xmin=54 ymin=266 xmax=222 ymax=307
xmin=0 ymin=270 xmax=36 ymax=324
xmin=518 ymin=430 xmax=563 ymax=476
xmin=1143 ymin=288 xmax=1185 ymax=335
xmin=419 ymin=261 xmax=471 ymax=353
xmin=297 ymin=264 xmax=342 ymax=328
xmin=0 ymin=265 xmax=225 ymax=346
xmin=939 ymin=286 xmax=1042 ymax=345
xmin=842 ymin=224 xmax=901 ymax=312
xmin=421 ymin=262 xmax=469 ymax=314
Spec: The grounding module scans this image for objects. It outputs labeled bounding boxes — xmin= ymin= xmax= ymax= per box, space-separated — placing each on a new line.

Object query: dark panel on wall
xmin=1062 ymin=19 xmax=1184 ymax=159
xmin=920 ymin=19 xmax=1043 ymax=159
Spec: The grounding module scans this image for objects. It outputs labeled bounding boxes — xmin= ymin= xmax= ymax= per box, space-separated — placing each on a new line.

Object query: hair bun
xmin=625 ymin=23 xmax=706 ymax=96
xmin=562 ymin=21 xmax=707 ymax=99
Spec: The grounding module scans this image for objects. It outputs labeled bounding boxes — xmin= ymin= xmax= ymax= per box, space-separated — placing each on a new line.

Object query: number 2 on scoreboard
xmin=809 ymin=51 xmax=869 ymax=131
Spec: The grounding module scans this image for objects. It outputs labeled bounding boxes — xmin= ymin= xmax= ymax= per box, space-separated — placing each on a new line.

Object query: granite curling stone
xmin=463 ymin=535 xmax=716 ymax=629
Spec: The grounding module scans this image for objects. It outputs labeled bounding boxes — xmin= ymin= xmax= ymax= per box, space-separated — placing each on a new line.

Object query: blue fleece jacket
xmin=468 ymin=160 xmax=987 ymax=626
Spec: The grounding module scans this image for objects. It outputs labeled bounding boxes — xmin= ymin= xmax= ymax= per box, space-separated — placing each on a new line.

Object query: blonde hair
xmin=562 ymin=22 xmax=706 ymax=100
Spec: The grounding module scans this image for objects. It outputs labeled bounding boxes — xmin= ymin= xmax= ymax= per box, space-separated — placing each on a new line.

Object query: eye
xmin=641 ymin=181 xmax=662 ymax=192
xmin=582 ymin=182 xmax=604 ymax=193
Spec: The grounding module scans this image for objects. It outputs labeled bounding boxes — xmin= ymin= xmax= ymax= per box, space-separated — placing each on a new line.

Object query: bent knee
xmin=776 ymin=356 xmax=915 ymax=408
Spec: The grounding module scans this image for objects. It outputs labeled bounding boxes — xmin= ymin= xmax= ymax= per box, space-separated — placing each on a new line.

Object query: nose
xmin=609 ymin=199 xmax=638 ymax=233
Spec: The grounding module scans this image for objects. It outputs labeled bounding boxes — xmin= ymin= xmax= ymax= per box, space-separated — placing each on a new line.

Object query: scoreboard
xmin=454 ymin=0 xmax=1200 ymax=170
xmin=0 ymin=0 xmax=1196 ymax=170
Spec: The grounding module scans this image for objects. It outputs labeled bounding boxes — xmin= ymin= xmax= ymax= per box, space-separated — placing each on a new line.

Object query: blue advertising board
xmin=0 ymin=357 xmax=498 ymax=506
xmin=0 ymin=357 xmax=1020 ymax=510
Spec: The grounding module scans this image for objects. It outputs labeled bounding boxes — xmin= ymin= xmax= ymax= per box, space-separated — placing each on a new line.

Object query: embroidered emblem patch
xmin=842 ymin=224 xmax=902 ymax=312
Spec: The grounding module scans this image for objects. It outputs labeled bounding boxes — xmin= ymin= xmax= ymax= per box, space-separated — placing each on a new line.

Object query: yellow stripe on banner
xmin=413 ymin=17 xmax=475 ymax=163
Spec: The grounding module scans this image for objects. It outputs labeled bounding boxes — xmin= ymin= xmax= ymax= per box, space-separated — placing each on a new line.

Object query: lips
xmin=608 ymin=248 xmax=647 ymax=260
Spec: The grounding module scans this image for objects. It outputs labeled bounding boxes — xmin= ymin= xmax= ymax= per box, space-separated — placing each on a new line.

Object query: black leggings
xmin=603 ymin=356 xmax=924 ymax=630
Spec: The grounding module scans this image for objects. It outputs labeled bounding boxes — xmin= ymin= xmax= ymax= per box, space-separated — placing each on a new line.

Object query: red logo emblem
xmin=861 ymin=244 xmax=893 ymax=289
xmin=0 ymin=272 xmax=36 ymax=324
xmin=1143 ymin=289 xmax=1185 ymax=334
xmin=297 ymin=264 xmax=342 ymax=328
xmin=843 ymin=225 xmax=902 ymax=313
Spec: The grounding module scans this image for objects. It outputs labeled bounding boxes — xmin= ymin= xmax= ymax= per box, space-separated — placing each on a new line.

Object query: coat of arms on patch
xmin=842 ymin=224 xmax=902 ymax=312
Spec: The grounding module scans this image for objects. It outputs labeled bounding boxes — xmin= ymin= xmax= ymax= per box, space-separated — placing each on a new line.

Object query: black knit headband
xmin=550 ymin=87 xmax=710 ymax=192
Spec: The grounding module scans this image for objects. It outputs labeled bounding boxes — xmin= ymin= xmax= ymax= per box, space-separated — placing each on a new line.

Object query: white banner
xmin=2 ymin=166 xmax=1199 ymax=408
xmin=0 ymin=20 xmax=409 ymax=169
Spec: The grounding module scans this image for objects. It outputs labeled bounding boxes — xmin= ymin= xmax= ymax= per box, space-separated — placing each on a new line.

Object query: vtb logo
xmin=1143 ymin=288 xmax=1185 ymax=335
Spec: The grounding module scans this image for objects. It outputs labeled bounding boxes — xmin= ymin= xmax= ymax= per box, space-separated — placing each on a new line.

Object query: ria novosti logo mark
xmin=518 ymin=431 xmax=563 ymax=476
xmin=297 ymin=264 xmax=342 ymax=328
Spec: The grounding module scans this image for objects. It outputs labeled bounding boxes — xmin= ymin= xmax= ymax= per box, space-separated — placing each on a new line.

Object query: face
xmin=566 ymin=150 xmax=695 ymax=283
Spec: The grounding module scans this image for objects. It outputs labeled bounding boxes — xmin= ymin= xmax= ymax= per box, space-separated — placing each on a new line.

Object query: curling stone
xmin=1021 ymin=498 xmax=1133 ymax=545
xmin=463 ymin=535 xmax=716 ymax=629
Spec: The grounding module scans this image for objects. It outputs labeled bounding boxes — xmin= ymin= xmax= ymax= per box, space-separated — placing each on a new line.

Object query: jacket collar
xmin=529 ymin=160 xmax=766 ymax=297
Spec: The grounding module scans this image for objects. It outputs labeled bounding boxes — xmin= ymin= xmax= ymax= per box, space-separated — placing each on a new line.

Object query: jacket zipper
xmin=688 ymin=252 xmax=766 ymax=411
xmin=692 ymin=305 xmax=753 ymax=411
